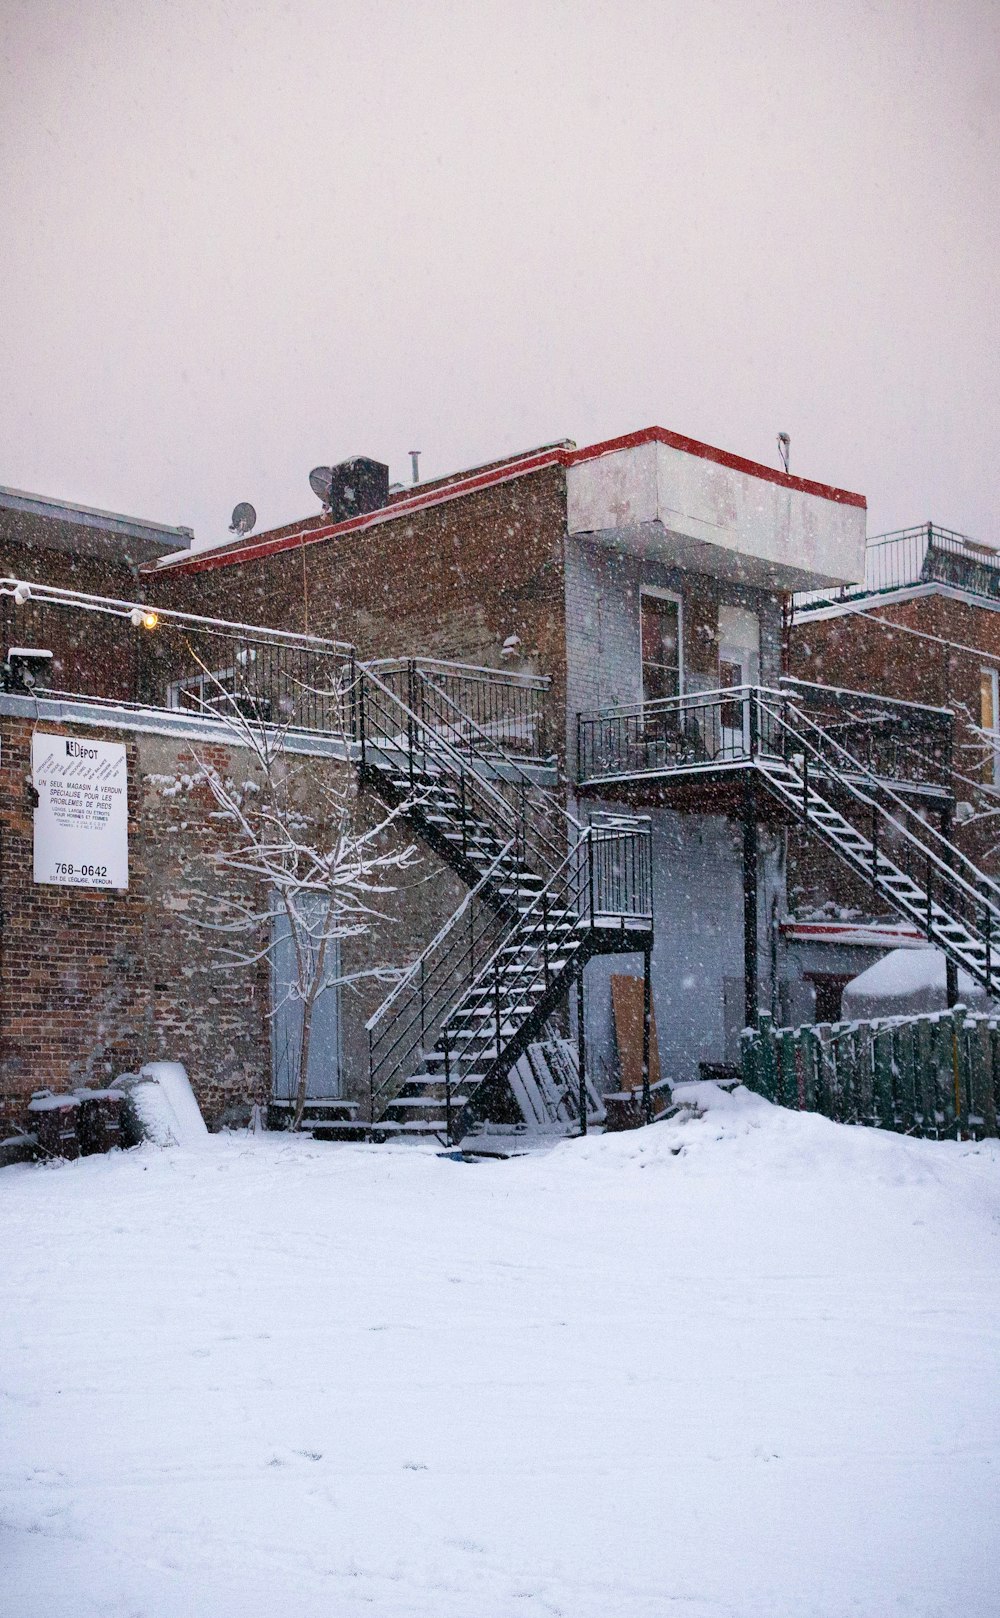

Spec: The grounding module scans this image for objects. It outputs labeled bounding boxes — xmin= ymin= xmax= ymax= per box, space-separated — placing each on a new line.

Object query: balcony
xmin=0 ymin=580 xmax=554 ymax=765
xmin=576 ymin=679 xmax=954 ymax=808
xmin=793 ymin=523 xmax=1000 ymax=614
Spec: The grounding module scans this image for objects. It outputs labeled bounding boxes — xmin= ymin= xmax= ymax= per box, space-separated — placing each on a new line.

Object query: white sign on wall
xmin=32 ymin=733 xmax=129 ymax=890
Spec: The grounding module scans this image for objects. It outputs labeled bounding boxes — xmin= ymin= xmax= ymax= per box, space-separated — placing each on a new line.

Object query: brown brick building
xmin=7 ymin=437 xmax=996 ymax=1142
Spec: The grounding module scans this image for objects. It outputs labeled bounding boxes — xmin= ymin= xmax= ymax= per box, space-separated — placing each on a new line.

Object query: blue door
xmin=270 ymin=903 xmax=341 ymax=1101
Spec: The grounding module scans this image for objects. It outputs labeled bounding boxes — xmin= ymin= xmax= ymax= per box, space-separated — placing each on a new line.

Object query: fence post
xmin=800 ymin=1025 xmax=818 ymax=1111
xmin=952 ymin=1005 xmax=969 ymax=1139
xmin=968 ymin=1016 xmax=990 ymax=1139
xmin=577 ymin=969 xmax=587 ymax=1136
xmin=779 ymin=1027 xmax=797 ymax=1108
xmin=642 ymin=943 xmax=652 ymax=1125
xmin=873 ymin=1025 xmax=894 ymax=1130
xmin=988 ymin=1020 xmax=1000 ymax=1140
xmin=814 ymin=1023 xmax=833 ymax=1115
xmin=756 ymin=1011 xmax=776 ymax=1101
xmin=444 ymin=1030 xmax=454 ymax=1146
xmin=896 ymin=1020 xmax=916 ymax=1134
xmin=741 ymin=1027 xmax=759 ymax=1094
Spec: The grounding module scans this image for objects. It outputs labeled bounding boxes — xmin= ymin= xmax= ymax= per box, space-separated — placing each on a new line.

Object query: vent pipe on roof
xmin=409 ymin=450 xmax=421 ymax=485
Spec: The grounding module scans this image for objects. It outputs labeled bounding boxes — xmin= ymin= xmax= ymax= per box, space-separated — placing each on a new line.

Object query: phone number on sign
xmin=54 ymin=863 xmax=109 ymax=878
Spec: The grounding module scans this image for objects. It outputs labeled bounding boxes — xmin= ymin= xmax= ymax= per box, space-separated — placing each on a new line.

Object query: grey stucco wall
xmin=564 ymin=534 xmax=784 ymax=774
xmin=577 ymin=801 xmax=785 ymax=1085
xmin=562 ymin=535 xmax=788 ymax=1084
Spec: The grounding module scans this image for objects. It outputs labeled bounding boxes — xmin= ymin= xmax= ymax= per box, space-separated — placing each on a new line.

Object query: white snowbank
xmin=1 ymin=1085 xmax=998 ymax=1617
xmin=117 ymin=1062 xmax=208 ymax=1147
xmin=842 ymin=945 xmax=990 ymax=1019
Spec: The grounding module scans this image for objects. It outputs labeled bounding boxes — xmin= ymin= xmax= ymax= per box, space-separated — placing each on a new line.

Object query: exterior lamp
xmin=130 ymin=608 xmax=159 ymax=630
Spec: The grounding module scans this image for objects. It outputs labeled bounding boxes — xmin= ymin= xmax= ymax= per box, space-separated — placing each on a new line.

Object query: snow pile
xmin=1 ymin=1084 xmax=998 ymax=1617
xmin=842 ymin=945 xmax=990 ymax=1018
xmin=115 ymin=1061 xmax=208 ymax=1147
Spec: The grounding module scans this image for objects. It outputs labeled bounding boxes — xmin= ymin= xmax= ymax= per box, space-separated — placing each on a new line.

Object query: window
xmin=981 ymin=669 xmax=1000 ymax=784
xmin=640 ymin=590 xmax=682 ymax=706
xmin=168 ymin=666 xmax=273 ymax=724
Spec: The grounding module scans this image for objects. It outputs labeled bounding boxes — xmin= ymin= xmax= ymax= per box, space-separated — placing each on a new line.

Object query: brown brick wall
xmin=0 ymin=710 xmax=466 ymax=1136
xmin=153 ymin=466 xmax=570 ymax=758
xmin=788 ymin=591 xmax=1000 ymax=899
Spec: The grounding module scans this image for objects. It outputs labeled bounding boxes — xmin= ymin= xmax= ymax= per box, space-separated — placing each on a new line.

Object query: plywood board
xmin=611 ymin=974 xmax=662 ymax=1093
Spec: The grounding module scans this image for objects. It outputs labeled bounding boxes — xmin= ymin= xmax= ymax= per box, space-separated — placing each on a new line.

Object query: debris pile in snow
xmin=115 ymin=1061 xmax=208 ymax=1147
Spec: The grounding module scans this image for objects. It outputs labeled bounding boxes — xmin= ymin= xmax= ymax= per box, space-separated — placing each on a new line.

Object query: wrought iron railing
xmin=367 ymin=843 xmax=517 ymax=1123
xmin=778 ymin=678 xmax=952 ymax=796
xmin=359 ymin=659 xmax=652 ymax=1123
xmin=369 ymin=656 xmax=550 ymax=758
xmin=359 ymin=660 xmax=577 ymax=886
xmin=792 ymin=523 xmax=1000 ymax=613
xmin=367 ymin=813 xmax=652 ymax=1131
xmin=752 ymin=688 xmax=1000 ymax=992
xmin=577 ymin=680 xmax=953 ymax=797
xmin=0 ymin=579 xmax=355 ymax=736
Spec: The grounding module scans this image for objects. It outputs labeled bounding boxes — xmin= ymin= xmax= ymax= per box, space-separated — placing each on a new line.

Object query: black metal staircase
xmin=576 ymin=678 xmax=1000 ymax=1004
xmin=750 ymin=689 xmax=1000 ymax=997
xmin=357 ymin=661 xmax=653 ymax=1141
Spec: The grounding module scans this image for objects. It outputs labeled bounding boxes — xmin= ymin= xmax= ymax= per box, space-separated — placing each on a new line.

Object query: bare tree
xmin=182 ymin=668 xmax=418 ymax=1129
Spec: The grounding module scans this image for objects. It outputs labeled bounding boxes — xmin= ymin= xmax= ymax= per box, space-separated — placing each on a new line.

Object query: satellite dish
xmin=229 ymin=502 xmax=257 ymax=536
xmin=309 ymin=466 xmax=334 ymax=506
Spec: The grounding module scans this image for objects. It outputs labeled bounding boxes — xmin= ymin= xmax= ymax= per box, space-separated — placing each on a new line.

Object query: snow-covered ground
xmin=2 ymin=1084 xmax=999 ymax=1617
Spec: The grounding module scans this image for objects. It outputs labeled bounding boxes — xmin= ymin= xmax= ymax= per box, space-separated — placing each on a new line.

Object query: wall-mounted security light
xmin=1 ymin=647 xmax=54 ymax=694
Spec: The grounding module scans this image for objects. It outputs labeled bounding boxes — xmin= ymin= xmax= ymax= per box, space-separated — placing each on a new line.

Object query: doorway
xmin=718 ymin=605 xmax=761 ymax=757
xmin=270 ymin=903 xmax=342 ymax=1102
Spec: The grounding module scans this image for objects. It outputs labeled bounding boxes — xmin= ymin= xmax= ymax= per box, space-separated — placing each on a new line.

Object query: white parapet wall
xmin=566 ymin=429 xmax=867 ymax=591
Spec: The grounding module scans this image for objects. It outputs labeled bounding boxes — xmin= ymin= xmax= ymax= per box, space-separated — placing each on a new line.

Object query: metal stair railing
xmin=357 ymin=662 xmax=553 ymax=879
xmin=436 ymin=817 xmax=652 ymax=1134
xmin=358 ymin=657 xmax=653 ymax=1125
xmin=368 ymin=656 xmax=551 ymax=760
xmin=366 ymin=841 xmax=516 ymax=1119
xmin=757 ymin=690 xmax=1000 ymax=920
xmin=577 ymin=681 xmax=952 ymax=798
xmin=358 ymin=660 xmax=581 ymax=887
xmin=753 ymin=690 xmax=1000 ymax=993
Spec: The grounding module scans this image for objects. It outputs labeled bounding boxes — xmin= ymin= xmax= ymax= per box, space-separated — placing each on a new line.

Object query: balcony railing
xmin=576 ymin=680 xmax=953 ymax=798
xmin=0 ymin=582 xmax=552 ymax=756
xmin=0 ymin=579 xmax=356 ymax=736
xmin=793 ymin=523 xmax=1000 ymax=614
xmin=368 ymin=656 xmax=551 ymax=760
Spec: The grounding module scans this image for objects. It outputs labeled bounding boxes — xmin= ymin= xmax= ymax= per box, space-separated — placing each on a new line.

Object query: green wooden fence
xmin=742 ymin=1006 xmax=1000 ymax=1139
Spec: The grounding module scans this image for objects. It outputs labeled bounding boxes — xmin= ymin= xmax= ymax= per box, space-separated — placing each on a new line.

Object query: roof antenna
xmin=777 ymin=432 xmax=790 ymax=474
xmin=409 ymin=450 xmax=421 ymax=485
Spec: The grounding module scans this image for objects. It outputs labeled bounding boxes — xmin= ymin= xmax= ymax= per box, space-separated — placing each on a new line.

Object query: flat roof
xmin=0 ymin=484 xmax=194 ymax=558
xmin=149 ymin=426 xmax=865 ymax=578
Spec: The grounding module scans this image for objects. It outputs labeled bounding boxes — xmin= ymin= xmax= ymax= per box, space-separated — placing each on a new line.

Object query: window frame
xmin=639 ymin=586 xmax=684 ymax=710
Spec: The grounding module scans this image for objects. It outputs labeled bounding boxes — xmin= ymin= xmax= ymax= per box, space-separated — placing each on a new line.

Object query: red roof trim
xmin=151 ymin=426 xmax=865 ymax=578
xmin=150 ymin=447 xmax=565 ymax=577
xmin=567 ymin=426 xmax=867 ymax=508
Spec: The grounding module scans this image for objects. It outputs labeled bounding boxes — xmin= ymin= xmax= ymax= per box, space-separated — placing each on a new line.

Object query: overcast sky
xmin=1 ymin=0 xmax=997 ymax=550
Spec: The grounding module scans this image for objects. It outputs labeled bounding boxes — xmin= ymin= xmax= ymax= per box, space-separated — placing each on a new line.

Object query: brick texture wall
xmin=0 ymin=708 xmax=465 ymax=1136
xmin=151 ymin=466 xmax=571 ymax=758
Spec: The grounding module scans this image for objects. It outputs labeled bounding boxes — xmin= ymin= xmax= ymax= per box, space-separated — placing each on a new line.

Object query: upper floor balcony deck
xmin=792 ymin=523 xmax=1000 ymax=615
xmin=0 ymin=578 xmax=554 ymax=768
xmin=576 ymin=678 xmax=954 ymax=812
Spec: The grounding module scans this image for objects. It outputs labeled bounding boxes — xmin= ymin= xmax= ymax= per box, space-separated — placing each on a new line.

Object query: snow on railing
xmin=792 ymin=523 xmax=1000 ymax=614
